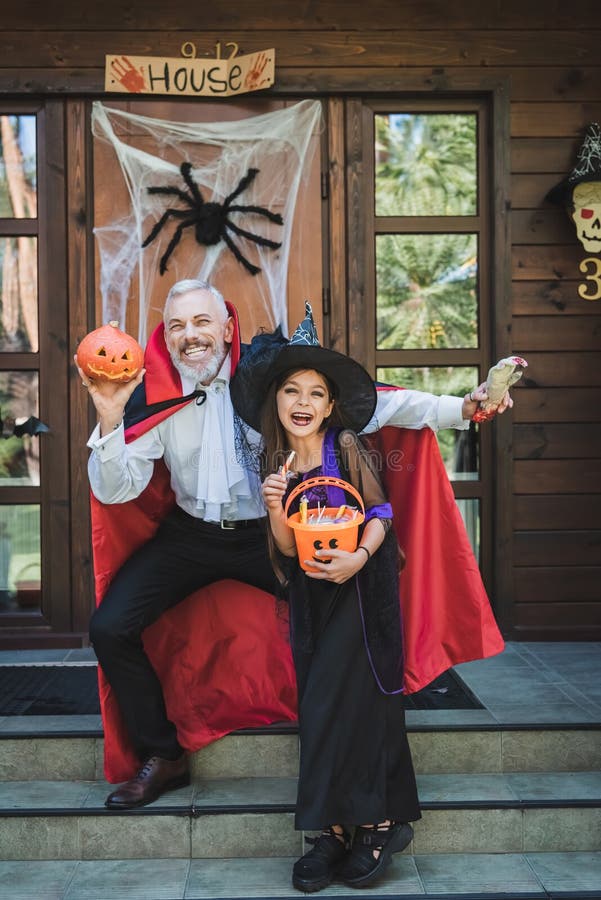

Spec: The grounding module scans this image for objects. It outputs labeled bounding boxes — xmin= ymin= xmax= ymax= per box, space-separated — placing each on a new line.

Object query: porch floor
xmin=0 ymin=640 xmax=599 ymax=733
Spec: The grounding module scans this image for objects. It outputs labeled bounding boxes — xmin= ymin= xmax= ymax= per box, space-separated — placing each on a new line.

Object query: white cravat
xmin=193 ymin=373 xmax=252 ymax=522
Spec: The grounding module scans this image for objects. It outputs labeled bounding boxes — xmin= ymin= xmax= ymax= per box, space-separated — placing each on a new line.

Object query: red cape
xmin=91 ymin=310 xmax=504 ymax=782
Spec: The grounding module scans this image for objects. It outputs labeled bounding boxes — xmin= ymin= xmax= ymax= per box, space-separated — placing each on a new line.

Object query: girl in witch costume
xmin=232 ymin=305 xmax=421 ymax=892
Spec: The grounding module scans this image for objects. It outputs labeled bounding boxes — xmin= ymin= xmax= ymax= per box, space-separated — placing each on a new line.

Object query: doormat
xmin=0 ymin=665 xmax=483 ymax=716
xmin=0 ymin=666 xmax=101 ymax=716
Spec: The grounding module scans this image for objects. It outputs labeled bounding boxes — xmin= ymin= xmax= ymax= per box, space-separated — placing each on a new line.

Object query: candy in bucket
xmin=284 ymin=476 xmax=365 ymax=572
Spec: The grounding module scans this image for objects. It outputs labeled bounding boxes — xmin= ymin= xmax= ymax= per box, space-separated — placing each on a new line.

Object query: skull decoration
xmin=76 ymin=321 xmax=144 ymax=382
xmin=571 ymin=182 xmax=601 ymax=252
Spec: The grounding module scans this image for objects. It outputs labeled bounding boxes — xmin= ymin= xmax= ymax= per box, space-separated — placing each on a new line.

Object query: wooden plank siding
xmin=507 ymin=17 xmax=601 ymax=636
xmin=0 ymin=1 xmax=598 ymax=644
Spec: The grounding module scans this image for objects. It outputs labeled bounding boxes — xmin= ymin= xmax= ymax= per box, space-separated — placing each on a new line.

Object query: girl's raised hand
xmin=262 ymin=471 xmax=288 ymax=511
xmin=304 ymin=548 xmax=367 ymax=584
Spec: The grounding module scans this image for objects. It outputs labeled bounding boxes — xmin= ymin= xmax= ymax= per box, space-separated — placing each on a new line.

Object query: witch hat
xmin=546 ymin=122 xmax=601 ymax=208
xmin=231 ymin=302 xmax=377 ymax=433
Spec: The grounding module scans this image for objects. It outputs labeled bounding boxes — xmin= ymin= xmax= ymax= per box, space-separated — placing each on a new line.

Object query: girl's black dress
xmin=282 ymin=428 xmax=421 ymax=830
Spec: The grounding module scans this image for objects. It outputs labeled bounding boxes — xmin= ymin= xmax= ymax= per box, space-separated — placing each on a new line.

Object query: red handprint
xmin=110 ymin=56 xmax=147 ymax=93
xmin=244 ymin=52 xmax=270 ymax=91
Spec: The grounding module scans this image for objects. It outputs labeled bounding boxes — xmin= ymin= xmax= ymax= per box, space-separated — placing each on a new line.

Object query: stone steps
xmin=1 ymin=852 xmax=600 ymax=898
xmin=1 ymin=772 xmax=600 ymax=860
xmin=1 ymin=718 xmax=600 ymax=780
xmin=1 ymin=642 xmax=600 ymax=896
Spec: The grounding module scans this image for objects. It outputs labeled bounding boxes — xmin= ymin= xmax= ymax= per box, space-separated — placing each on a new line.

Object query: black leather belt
xmin=171 ymin=507 xmax=265 ymax=531
xmin=218 ymin=518 xmax=263 ymax=530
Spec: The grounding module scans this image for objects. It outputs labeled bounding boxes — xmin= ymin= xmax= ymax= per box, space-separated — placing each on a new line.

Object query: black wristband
xmin=357 ymin=545 xmax=371 ymax=560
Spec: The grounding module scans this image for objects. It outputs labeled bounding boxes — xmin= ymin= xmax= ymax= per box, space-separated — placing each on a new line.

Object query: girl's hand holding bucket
xmin=304 ymin=547 xmax=368 ymax=584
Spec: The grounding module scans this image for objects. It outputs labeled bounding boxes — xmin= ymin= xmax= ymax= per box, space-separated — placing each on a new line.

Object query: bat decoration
xmin=0 ymin=413 xmax=50 ymax=439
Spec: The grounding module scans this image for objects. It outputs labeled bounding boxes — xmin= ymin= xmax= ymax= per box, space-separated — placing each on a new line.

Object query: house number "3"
xmin=578 ymin=258 xmax=601 ymax=300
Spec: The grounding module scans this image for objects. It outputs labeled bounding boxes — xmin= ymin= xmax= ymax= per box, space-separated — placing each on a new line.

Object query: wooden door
xmin=0 ymin=101 xmax=71 ymax=645
xmin=93 ymin=98 xmax=324 ymax=345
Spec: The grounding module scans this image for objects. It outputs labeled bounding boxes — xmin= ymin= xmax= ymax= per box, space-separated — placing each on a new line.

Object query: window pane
xmin=375 ymin=113 xmax=477 ymax=216
xmin=456 ymin=498 xmax=480 ymax=562
xmin=0 ymin=371 xmax=40 ymax=486
xmin=0 ymin=115 xmax=37 ymax=218
xmin=0 ymin=504 xmax=40 ymax=614
xmin=0 ymin=236 xmax=38 ymax=352
xmin=377 ymin=365 xmax=479 ymax=479
xmin=376 ymin=233 xmax=478 ymax=350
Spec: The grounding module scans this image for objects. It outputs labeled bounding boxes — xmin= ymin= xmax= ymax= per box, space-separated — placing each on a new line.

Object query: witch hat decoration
xmin=546 ymin=122 xmax=601 ymax=208
xmin=288 ymin=301 xmax=321 ymax=346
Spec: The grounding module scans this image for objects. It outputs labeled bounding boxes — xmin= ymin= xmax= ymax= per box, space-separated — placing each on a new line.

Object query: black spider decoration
xmin=141 ymin=163 xmax=284 ymax=276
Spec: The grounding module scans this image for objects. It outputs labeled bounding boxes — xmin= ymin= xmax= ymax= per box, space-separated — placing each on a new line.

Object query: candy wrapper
xmin=472 ymin=356 xmax=527 ymax=423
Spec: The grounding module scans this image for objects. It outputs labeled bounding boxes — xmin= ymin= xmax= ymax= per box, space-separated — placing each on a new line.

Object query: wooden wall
xmin=0 ymin=0 xmax=599 ymax=640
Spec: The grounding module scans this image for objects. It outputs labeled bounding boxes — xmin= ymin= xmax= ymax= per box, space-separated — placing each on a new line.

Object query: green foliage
xmin=375 ymin=113 xmax=477 ymax=217
xmin=0 ymin=437 xmax=30 ymax=480
xmin=375 ymin=113 xmax=479 ymax=352
xmin=376 ymin=233 xmax=477 ymax=350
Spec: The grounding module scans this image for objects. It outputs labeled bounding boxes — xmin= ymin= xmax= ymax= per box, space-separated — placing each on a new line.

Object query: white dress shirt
xmin=87 ymin=356 xmax=466 ymax=520
xmin=362 ymin=389 xmax=467 ymax=434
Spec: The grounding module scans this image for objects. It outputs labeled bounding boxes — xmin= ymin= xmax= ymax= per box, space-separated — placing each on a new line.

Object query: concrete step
xmin=1 ymin=716 xmax=600 ymax=781
xmin=1 ymin=852 xmax=600 ymax=898
xmin=1 ymin=773 xmax=600 ymax=860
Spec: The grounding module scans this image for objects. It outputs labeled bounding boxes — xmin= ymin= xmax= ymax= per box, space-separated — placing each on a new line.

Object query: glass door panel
xmin=0 ymin=114 xmax=37 ymax=218
xmin=376 ymin=233 xmax=478 ymax=351
xmin=0 ymin=105 xmax=52 ymax=631
xmin=0 ymin=503 xmax=40 ymax=614
xmin=366 ymin=99 xmax=491 ymax=587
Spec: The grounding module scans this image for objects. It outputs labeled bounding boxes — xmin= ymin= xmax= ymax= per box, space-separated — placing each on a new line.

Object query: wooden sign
xmin=105 ymin=46 xmax=275 ymax=97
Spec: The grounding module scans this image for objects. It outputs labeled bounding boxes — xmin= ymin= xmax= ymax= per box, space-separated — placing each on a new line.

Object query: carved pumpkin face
xmin=76 ymin=322 xmax=144 ymax=382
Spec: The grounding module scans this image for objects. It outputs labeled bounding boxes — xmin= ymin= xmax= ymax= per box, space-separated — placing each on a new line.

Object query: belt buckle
xmin=220 ymin=519 xmax=236 ymax=530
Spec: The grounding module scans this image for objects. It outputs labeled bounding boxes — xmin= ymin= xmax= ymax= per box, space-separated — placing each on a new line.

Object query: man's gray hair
xmin=163 ymin=280 xmax=228 ymax=322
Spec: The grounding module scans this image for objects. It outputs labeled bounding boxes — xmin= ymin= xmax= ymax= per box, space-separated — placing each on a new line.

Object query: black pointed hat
xmin=546 ymin=122 xmax=601 ymax=208
xmin=231 ymin=302 xmax=377 ymax=433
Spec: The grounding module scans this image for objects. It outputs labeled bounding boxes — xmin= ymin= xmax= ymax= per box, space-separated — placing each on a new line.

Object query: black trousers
xmin=89 ymin=507 xmax=276 ymax=761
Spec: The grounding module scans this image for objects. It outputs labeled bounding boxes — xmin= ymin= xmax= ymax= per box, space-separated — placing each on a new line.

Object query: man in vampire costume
xmin=81 ymin=279 xmax=506 ymax=809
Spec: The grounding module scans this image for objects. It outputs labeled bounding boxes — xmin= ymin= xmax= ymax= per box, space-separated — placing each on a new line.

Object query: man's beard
xmin=169 ymin=338 xmax=228 ymax=386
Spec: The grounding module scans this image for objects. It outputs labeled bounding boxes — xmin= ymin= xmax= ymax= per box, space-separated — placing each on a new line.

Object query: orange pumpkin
xmin=77 ymin=322 xmax=144 ymax=383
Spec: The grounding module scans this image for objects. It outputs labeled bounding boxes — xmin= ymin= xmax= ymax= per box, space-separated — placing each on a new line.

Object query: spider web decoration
xmin=546 ymin=122 xmax=601 ymax=209
xmin=572 ymin=122 xmax=601 ymax=181
xmin=141 ymin=163 xmax=283 ymax=276
xmin=92 ymin=100 xmax=322 ymax=345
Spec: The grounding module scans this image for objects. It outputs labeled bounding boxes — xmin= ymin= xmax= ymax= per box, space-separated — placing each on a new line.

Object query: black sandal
xmin=337 ymin=821 xmax=414 ymax=887
xmin=292 ymin=826 xmax=350 ymax=893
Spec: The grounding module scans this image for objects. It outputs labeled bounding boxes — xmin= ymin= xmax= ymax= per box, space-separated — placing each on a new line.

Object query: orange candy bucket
xmin=284 ymin=476 xmax=365 ymax=572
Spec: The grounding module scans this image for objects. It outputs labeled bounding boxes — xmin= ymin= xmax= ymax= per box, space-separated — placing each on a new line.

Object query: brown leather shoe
xmin=105 ymin=755 xmax=190 ymax=809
